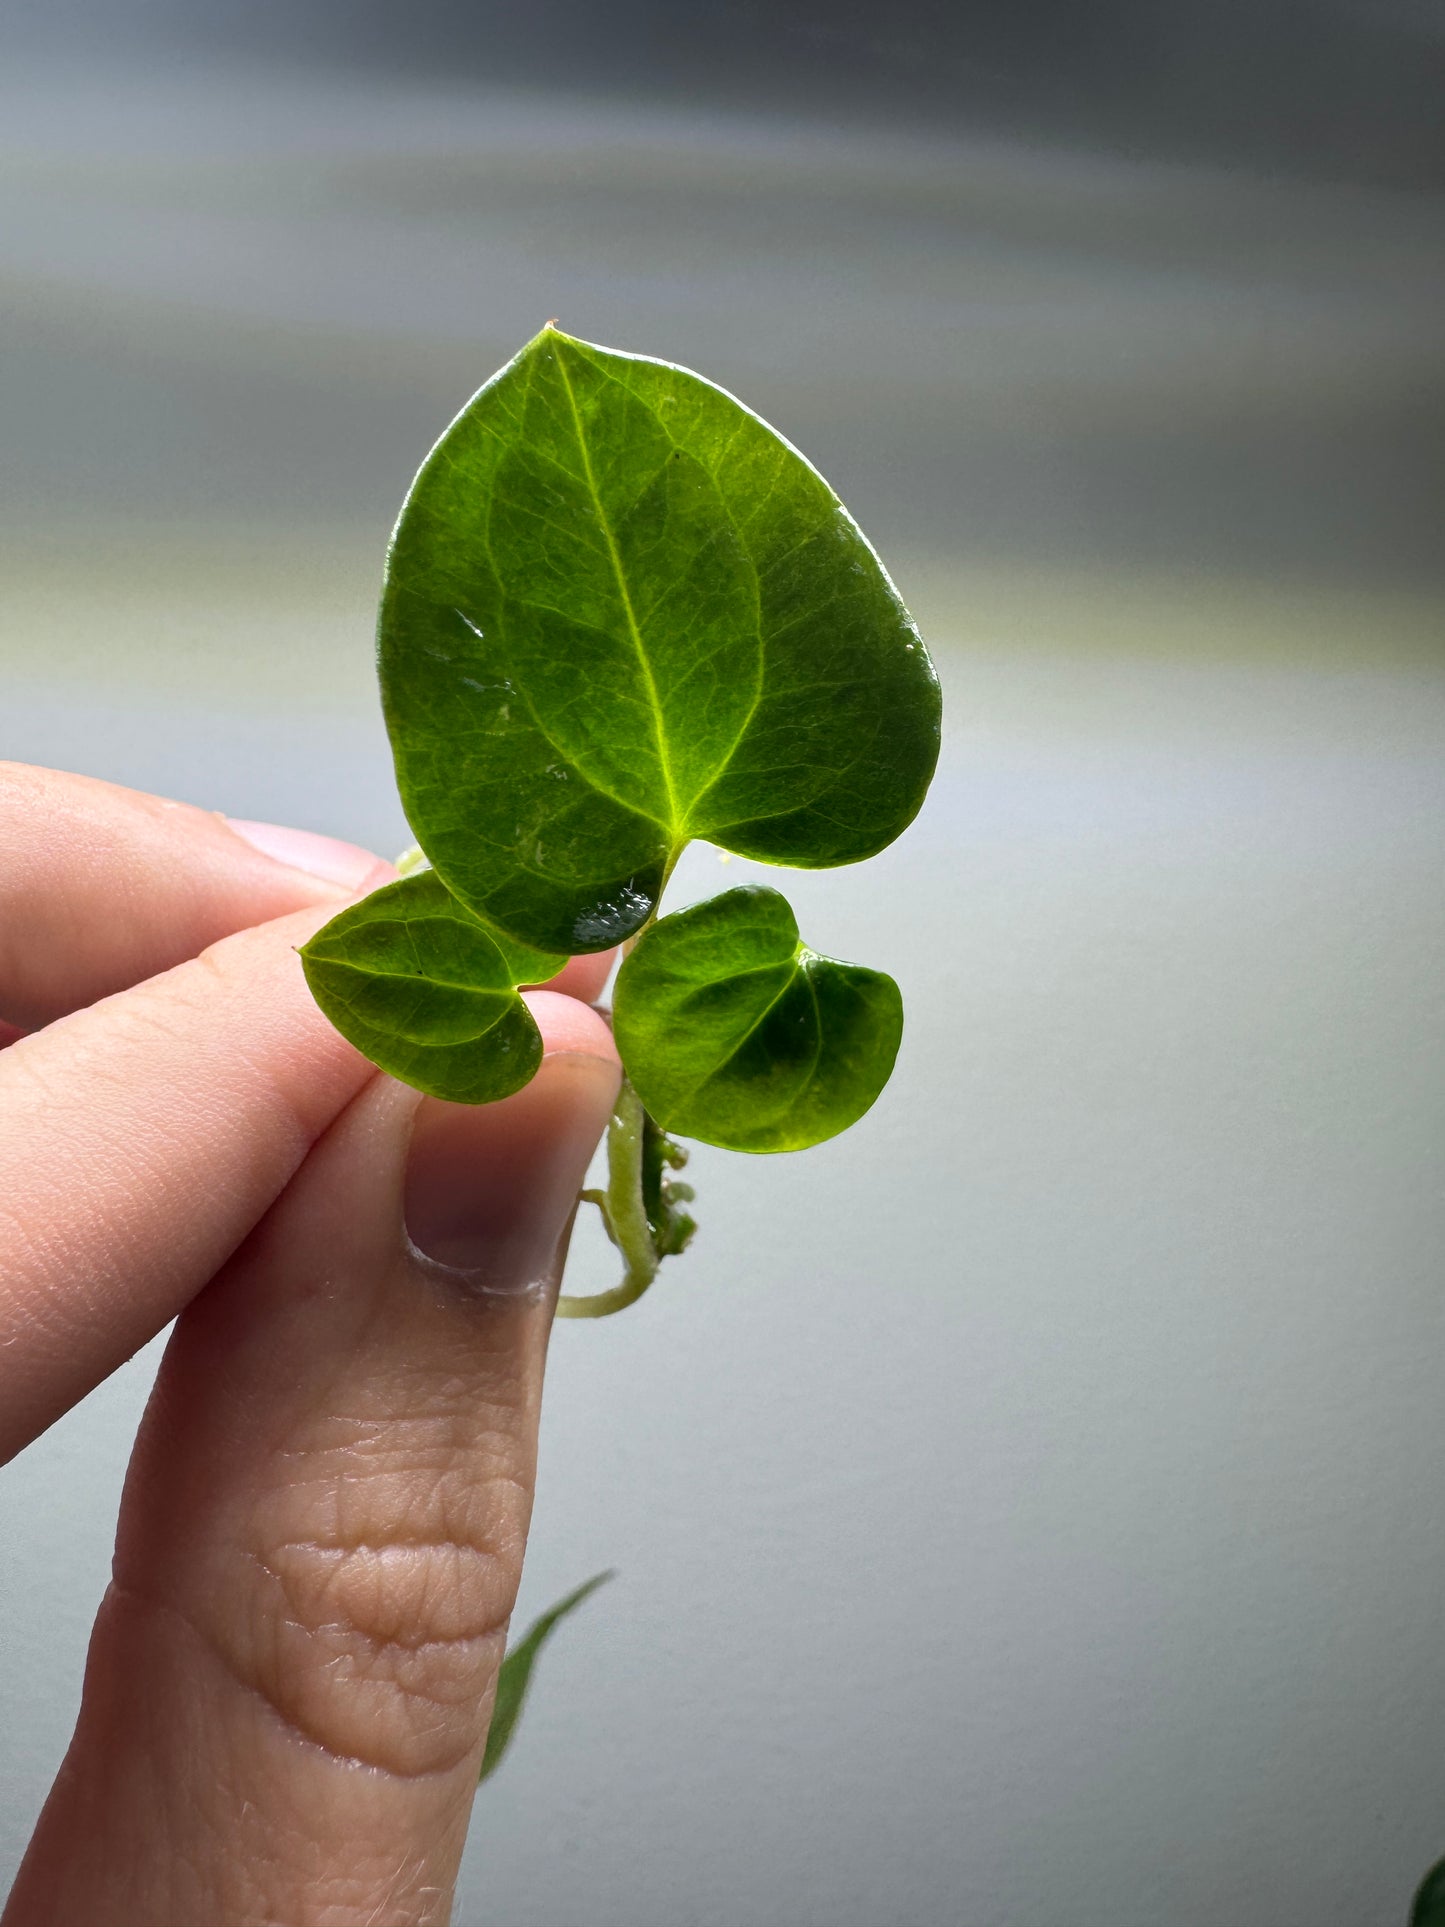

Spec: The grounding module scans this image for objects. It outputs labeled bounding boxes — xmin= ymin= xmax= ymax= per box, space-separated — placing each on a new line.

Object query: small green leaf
xmin=380 ymin=326 xmax=940 ymax=954
xmin=479 ymin=1570 xmax=614 ymax=1785
xmin=1412 ymin=1858 xmax=1445 ymax=1926
xmin=300 ymin=871 xmax=564 ymax=1104
xmin=612 ymin=884 xmax=903 ymax=1153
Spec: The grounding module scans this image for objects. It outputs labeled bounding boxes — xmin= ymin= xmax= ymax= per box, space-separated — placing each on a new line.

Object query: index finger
xmin=0 ymin=762 xmax=613 ymax=1022
xmin=0 ymin=906 xmax=377 ymax=1462
xmin=0 ymin=762 xmax=390 ymax=1030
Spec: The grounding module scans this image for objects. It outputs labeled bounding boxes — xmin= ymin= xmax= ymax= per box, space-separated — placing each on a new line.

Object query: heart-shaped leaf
xmin=299 ymin=872 xmax=564 ymax=1105
xmin=612 ymin=884 xmax=903 ymax=1153
xmin=380 ymin=326 xmax=941 ymax=953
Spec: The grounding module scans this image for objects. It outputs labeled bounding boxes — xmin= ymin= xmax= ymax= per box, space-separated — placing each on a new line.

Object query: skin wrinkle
xmin=248 ymin=1573 xmax=506 ymax=1727
xmin=258 ymin=1555 xmax=504 ymax=1657
xmin=230 ymin=1481 xmax=526 ymax=1780
xmin=255 ymin=1460 xmax=527 ymax=1580
xmin=131 ymin=1321 xmax=542 ymax=1776
xmin=256 ymin=1452 xmax=531 ymax=1570
xmin=108 ymin=1578 xmax=491 ymax=1786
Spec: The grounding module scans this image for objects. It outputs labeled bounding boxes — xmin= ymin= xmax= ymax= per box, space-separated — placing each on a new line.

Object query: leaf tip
xmin=477 ymin=1567 xmax=619 ymax=1787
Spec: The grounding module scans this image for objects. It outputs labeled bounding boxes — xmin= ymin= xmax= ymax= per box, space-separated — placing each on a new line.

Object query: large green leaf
xmin=380 ymin=326 xmax=941 ymax=954
xmin=299 ymin=872 xmax=564 ymax=1104
xmin=479 ymin=1571 xmax=614 ymax=1785
xmin=611 ymin=884 xmax=903 ymax=1153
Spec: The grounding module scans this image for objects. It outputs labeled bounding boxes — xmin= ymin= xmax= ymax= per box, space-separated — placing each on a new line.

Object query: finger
xmin=0 ymin=906 xmax=376 ymax=1462
xmin=537 ymin=946 xmax=616 ymax=1004
xmin=0 ymin=762 xmax=391 ymax=1029
xmin=5 ymin=1005 xmax=620 ymax=1927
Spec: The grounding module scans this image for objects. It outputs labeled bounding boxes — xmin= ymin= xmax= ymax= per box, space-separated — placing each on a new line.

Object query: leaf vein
xmin=551 ymin=343 xmax=682 ymax=834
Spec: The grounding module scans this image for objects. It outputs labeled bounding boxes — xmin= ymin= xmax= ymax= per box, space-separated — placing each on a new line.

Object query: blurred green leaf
xmin=1412 ymin=1858 xmax=1445 ymax=1925
xmin=613 ymin=883 xmax=903 ymax=1152
xmin=480 ymin=1571 xmax=615 ymax=1785
xmin=300 ymin=871 xmax=563 ymax=1104
xmin=380 ymin=325 xmax=940 ymax=954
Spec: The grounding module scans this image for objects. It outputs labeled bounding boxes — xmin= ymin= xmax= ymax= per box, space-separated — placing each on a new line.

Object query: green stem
xmin=555 ymin=854 xmax=694 ymax=1319
xmin=556 ymin=1078 xmax=659 ymax=1318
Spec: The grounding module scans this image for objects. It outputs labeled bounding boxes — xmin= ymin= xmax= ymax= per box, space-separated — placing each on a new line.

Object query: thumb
xmin=6 ymin=993 xmax=619 ymax=1927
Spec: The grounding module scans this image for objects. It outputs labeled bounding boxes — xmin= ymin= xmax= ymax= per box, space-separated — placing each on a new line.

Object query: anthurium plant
xmin=301 ymin=325 xmax=940 ymax=1322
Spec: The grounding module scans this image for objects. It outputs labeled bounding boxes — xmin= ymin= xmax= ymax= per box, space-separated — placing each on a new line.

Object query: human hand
xmin=0 ymin=763 xmax=620 ymax=1926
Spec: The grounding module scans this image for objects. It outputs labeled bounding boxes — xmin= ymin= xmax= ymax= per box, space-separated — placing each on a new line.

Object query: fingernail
xmin=404 ymin=1052 xmax=620 ymax=1281
xmin=225 ymin=817 xmax=387 ymax=890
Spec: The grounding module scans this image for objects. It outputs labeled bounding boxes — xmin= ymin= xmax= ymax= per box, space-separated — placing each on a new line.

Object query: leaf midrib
xmin=672 ymin=945 xmax=823 ymax=1115
xmin=313 ymin=952 xmax=514 ymax=1000
xmin=580 ymin=349 xmax=777 ymax=835
xmin=550 ymin=341 xmax=682 ymax=835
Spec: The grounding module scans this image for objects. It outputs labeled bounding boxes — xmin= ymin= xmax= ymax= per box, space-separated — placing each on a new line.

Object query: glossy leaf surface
xmin=380 ymin=326 xmax=940 ymax=953
xmin=479 ymin=1571 xmax=613 ymax=1785
xmin=612 ymin=884 xmax=903 ymax=1153
xmin=300 ymin=872 xmax=563 ymax=1104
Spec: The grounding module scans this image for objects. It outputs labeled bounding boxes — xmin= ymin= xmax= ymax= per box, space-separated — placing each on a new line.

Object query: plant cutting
xmin=298 ymin=325 xmax=941 ymax=1770
xmin=301 ymin=324 xmax=940 ymax=1326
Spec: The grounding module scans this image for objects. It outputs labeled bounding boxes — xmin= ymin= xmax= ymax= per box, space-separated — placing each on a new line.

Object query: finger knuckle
xmin=229 ymin=1410 xmax=533 ymax=1780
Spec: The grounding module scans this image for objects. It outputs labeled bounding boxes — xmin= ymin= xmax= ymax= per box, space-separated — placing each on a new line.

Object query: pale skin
xmin=0 ymin=762 xmax=621 ymax=1927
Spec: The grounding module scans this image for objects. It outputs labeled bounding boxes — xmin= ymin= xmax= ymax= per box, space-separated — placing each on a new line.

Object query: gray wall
xmin=2 ymin=30 xmax=1444 ymax=1926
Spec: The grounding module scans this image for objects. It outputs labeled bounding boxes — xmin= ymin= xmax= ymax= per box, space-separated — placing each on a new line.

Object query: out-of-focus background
xmin=2 ymin=3 xmax=1443 ymax=1922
